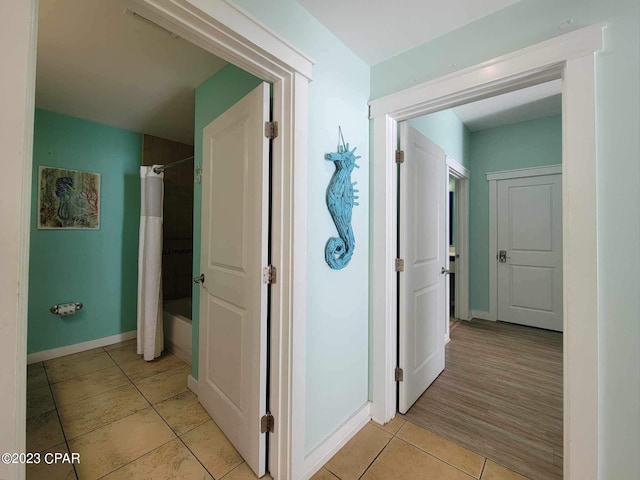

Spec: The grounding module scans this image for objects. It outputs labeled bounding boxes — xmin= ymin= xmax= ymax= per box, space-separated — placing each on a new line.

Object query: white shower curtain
xmin=137 ymin=166 xmax=164 ymax=361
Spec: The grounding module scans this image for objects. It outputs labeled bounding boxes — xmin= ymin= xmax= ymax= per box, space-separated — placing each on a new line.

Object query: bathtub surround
xmin=163 ymin=297 xmax=193 ymax=365
xmin=142 ymin=135 xmax=195 ymax=302
xmin=28 ymin=109 xmax=142 ymax=355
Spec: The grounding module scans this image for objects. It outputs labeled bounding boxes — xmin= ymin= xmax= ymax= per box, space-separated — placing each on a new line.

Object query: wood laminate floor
xmin=404 ymin=319 xmax=563 ymax=480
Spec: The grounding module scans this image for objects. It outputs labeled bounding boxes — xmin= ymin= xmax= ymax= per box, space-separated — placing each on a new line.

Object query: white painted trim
xmin=470 ymin=310 xmax=495 ymax=321
xmin=487 ymin=166 xmax=563 ymax=324
xmin=488 ymin=180 xmax=498 ymax=322
xmin=126 ymin=0 xmax=314 ymax=81
xmin=371 ymin=114 xmax=398 ymax=425
xmin=370 ymin=25 xmax=602 ymax=480
xmin=27 ymin=331 xmax=137 ymax=364
xmin=301 ymin=403 xmax=371 ymax=480
xmin=188 ymin=375 xmax=199 ymax=394
xmin=446 ymin=156 xmax=470 ymax=179
xmin=446 ymin=157 xmax=470 ymax=322
xmin=486 ymin=164 xmax=562 ymax=181
xmin=369 ymin=23 xmax=602 ymax=120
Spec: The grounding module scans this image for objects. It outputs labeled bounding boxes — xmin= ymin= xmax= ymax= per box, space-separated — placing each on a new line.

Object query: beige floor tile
xmin=44 ymin=348 xmax=105 ymax=368
xmin=397 ymin=421 xmax=485 ymax=478
xmin=361 ymin=437 xmax=475 ymax=480
xmin=104 ymin=339 xmax=136 ymax=351
xmin=69 ymin=407 xmax=175 ymax=480
xmin=119 ymin=352 xmax=186 ymax=382
xmin=27 ymin=364 xmax=49 ymax=390
xmin=51 ymin=365 xmax=129 ymax=407
xmin=58 ymin=384 xmax=150 ymax=440
xmin=26 ymin=442 xmax=77 ymax=480
xmin=324 ymin=422 xmax=392 ymax=480
xmin=105 ymin=340 xmax=141 ymax=365
xmin=373 ymin=416 xmax=405 ymax=435
xmin=221 ymin=462 xmax=273 ymax=479
xmin=181 ymin=420 xmax=243 ymax=478
xmin=481 ymin=460 xmax=529 ymax=480
xmin=101 ymin=438 xmax=211 ymax=480
xmin=155 ymin=391 xmax=211 ymax=435
xmin=26 ymin=410 xmax=65 ymax=453
xmin=310 ymin=467 xmax=340 ymax=480
xmin=27 ymin=385 xmax=56 ymax=418
xmin=135 ymin=364 xmax=191 ymax=404
xmin=46 ymin=351 xmax=116 ymax=384
xmin=28 ymin=361 xmax=44 ymax=371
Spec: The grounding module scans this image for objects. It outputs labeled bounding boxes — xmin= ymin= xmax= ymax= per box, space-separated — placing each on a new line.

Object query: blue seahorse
xmin=325 ymin=143 xmax=360 ymax=270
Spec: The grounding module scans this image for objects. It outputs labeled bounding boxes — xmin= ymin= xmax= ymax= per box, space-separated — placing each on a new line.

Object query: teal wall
xmin=408 ymin=110 xmax=471 ymax=168
xmin=468 ymin=115 xmax=562 ymax=313
xmin=372 ymin=2 xmax=639 ymax=475
xmin=28 ymin=109 xmax=142 ymax=353
xmin=194 ymin=0 xmax=371 ymax=453
xmin=192 ymin=64 xmax=263 ymax=378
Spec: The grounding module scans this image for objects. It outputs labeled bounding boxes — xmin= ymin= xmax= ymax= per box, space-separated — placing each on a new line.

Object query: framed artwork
xmin=38 ymin=166 xmax=100 ymax=229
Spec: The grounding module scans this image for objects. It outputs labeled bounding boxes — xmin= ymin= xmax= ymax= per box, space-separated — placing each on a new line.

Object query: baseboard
xmin=471 ymin=310 xmax=496 ymax=321
xmin=302 ymin=402 xmax=372 ymax=480
xmin=188 ymin=375 xmax=198 ymax=395
xmin=27 ymin=330 xmax=137 ymax=364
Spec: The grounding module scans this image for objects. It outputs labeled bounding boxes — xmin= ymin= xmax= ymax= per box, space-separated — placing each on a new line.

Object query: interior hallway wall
xmin=28 ymin=109 xmax=142 ymax=354
xmin=468 ymin=115 xmax=562 ymax=314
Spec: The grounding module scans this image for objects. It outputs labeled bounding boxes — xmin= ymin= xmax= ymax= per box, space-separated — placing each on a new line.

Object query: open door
xmin=398 ymin=124 xmax=447 ymax=414
xmin=197 ymin=82 xmax=270 ymax=477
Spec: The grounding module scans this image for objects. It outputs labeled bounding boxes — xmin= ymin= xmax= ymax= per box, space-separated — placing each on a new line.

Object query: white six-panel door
xmin=198 ymin=83 xmax=270 ymax=477
xmin=398 ymin=124 xmax=447 ymax=414
xmin=497 ymin=174 xmax=563 ymax=331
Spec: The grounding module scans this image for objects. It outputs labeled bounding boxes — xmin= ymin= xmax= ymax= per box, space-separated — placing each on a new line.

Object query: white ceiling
xmin=298 ymin=0 xmax=522 ymax=65
xmin=36 ymin=0 xmax=228 ymax=145
xmin=452 ymin=80 xmax=562 ymax=132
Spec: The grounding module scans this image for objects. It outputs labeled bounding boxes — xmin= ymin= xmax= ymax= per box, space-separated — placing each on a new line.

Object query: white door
xmin=198 ymin=83 xmax=270 ymax=476
xmin=497 ymin=174 xmax=562 ymax=331
xmin=398 ymin=124 xmax=447 ymax=414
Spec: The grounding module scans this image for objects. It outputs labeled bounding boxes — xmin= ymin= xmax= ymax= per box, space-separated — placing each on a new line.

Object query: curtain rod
xmin=152 ymin=156 xmax=194 ymax=174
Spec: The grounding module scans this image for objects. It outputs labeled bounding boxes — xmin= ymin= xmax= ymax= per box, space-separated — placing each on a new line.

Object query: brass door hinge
xmin=395 ymin=367 xmax=404 ymax=382
xmin=395 ymin=150 xmax=405 ymax=164
xmin=261 ymin=413 xmax=274 ymax=433
xmin=395 ymin=258 xmax=405 ymax=272
xmin=263 ymin=265 xmax=277 ymax=284
xmin=265 ymin=121 xmax=278 ymax=139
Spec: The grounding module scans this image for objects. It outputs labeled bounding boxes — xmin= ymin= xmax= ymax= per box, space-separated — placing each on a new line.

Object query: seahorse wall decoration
xmin=325 ymin=142 xmax=361 ymax=270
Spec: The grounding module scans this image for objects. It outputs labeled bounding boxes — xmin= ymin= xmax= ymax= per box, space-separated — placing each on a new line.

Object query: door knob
xmin=441 ymin=267 xmax=451 ymax=275
xmin=498 ymin=250 xmax=511 ymax=263
xmin=193 ymin=273 xmax=205 ymax=284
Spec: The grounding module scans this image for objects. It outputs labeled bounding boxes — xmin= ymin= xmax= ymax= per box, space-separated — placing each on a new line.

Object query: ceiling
xmin=36 ymin=0 xmax=228 ymax=145
xmin=298 ymin=0 xmax=522 ymax=65
xmin=452 ymin=80 xmax=562 ymax=132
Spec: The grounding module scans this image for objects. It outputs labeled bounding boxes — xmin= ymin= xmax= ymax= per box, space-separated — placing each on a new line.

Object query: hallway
xmin=404 ymin=320 xmax=563 ymax=480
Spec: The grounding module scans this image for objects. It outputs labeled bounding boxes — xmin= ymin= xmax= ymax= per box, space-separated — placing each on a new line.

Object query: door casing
xmin=11 ymin=1 xmax=314 ymax=479
xmin=370 ymin=24 xmax=602 ymax=480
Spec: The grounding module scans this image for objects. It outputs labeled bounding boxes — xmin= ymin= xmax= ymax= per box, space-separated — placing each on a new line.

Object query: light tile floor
xmin=27 ymin=340 xmax=530 ymax=480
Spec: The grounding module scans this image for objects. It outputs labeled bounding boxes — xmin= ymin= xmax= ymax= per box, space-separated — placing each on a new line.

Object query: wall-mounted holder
xmin=50 ymin=302 xmax=83 ymax=316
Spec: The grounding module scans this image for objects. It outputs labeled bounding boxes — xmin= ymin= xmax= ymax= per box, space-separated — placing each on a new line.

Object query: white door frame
xmin=487 ymin=164 xmax=563 ymax=322
xmin=447 ymin=156 xmax=470 ymax=328
xmin=370 ymin=24 xmax=602 ymax=480
xmin=13 ymin=1 xmax=313 ymax=479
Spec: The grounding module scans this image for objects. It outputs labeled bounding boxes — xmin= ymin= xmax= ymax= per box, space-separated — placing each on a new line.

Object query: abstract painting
xmin=38 ymin=166 xmax=100 ymax=229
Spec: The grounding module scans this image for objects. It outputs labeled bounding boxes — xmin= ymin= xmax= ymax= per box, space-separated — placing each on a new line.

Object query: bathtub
xmin=163 ymin=297 xmax=192 ymax=365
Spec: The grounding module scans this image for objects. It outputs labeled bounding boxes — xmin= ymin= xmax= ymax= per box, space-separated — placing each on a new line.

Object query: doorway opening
xmin=370 ymin=23 xmax=601 ymax=480
xmin=395 ymin=79 xmax=564 ymax=479
xmin=29 ymin=0 xmax=310 ymax=478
